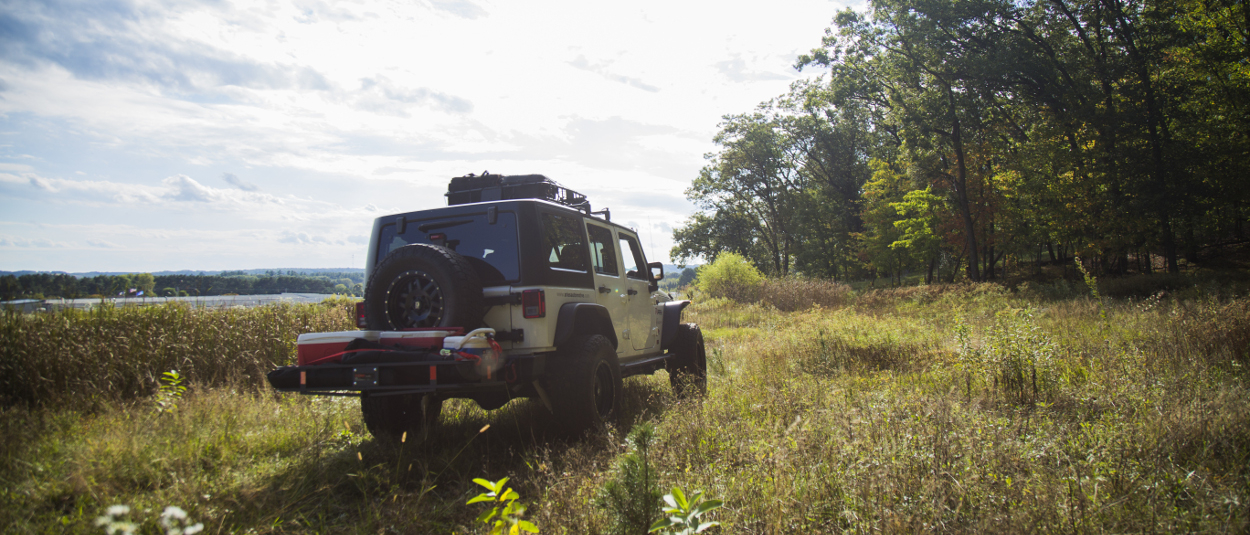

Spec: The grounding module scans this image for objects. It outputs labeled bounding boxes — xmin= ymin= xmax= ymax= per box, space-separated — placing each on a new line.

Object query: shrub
xmin=760 ymin=277 xmax=850 ymax=311
xmin=955 ymin=309 xmax=1061 ymax=403
xmin=596 ymin=423 xmax=662 ymax=535
xmin=695 ymin=253 xmax=763 ymax=303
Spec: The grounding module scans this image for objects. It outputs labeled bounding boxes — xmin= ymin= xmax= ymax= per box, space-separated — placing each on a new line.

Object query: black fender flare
xmin=660 ymin=300 xmax=691 ymax=351
xmin=553 ymin=302 xmax=618 ymax=349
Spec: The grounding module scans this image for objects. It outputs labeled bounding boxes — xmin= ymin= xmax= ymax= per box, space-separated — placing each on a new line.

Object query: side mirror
xmin=648 ymin=262 xmax=663 ymax=291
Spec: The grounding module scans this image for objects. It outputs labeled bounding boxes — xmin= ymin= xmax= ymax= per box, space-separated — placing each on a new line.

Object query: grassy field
xmin=1 ymin=277 xmax=1248 ymax=533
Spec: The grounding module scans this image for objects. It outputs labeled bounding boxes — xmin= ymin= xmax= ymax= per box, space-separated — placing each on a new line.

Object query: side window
xmin=619 ymin=234 xmax=647 ymax=280
xmin=587 ymin=224 xmax=619 ymax=276
xmin=542 ymin=212 xmax=588 ymax=272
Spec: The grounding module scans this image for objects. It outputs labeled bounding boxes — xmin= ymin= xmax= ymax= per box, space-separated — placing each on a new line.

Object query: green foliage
xmin=956 ymin=310 xmax=1063 ymax=404
xmin=595 ymin=423 xmax=662 ymax=535
xmin=648 ymin=487 xmax=723 ymax=535
xmin=155 ymin=370 xmax=187 ymax=414
xmin=695 ymin=252 xmax=764 ymax=302
xmin=467 ymin=477 xmax=538 ymax=534
xmin=673 ymin=0 xmax=1250 ymax=282
xmin=1074 ymin=256 xmax=1108 ymax=320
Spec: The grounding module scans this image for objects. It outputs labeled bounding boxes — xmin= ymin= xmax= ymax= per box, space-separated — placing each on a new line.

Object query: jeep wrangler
xmin=267 ymin=173 xmax=706 ymax=439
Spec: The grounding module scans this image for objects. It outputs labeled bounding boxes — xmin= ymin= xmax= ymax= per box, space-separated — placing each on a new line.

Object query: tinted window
xmin=378 ymin=212 xmax=519 ymax=284
xmin=542 ymin=212 xmax=588 ymax=272
xmin=587 ymin=224 xmax=619 ymax=276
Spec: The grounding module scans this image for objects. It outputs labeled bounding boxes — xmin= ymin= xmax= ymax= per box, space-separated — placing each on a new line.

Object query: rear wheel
xmin=364 ymin=244 xmax=483 ymax=330
xmin=361 ymin=393 xmax=443 ymax=442
xmin=548 ymin=334 xmax=621 ymax=433
xmin=668 ymin=324 xmax=707 ymax=398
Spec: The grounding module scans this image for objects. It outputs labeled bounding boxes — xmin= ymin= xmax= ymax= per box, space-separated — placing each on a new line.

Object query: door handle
xmin=627 ymin=289 xmax=638 ymax=296
xmin=598 ymin=286 xmax=610 ymax=294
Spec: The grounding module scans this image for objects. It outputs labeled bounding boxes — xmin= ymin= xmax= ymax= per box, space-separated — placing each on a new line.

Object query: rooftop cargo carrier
xmin=446 ymin=173 xmax=589 ymax=210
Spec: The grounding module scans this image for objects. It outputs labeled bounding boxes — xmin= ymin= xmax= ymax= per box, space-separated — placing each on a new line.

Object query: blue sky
xmin=0 ymin=0 xmax=850 ymax=272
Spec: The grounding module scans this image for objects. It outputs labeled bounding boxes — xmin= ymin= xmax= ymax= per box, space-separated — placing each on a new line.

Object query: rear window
xmin=378 ymin=212 xmax=519 ymax=284
xmin=541 ymin=212 xmax=588 ymax=272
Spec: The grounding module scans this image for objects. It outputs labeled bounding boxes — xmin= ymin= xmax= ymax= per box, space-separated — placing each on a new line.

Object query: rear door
xmin=586 ymin=222 xmax=629 ymax=351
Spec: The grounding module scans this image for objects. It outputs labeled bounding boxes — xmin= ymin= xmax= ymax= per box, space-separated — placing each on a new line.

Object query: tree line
xmin=672 ymin=0 xmax=1248 ymax=283
xmin=1 ymin=272 xmax=364 ymax=301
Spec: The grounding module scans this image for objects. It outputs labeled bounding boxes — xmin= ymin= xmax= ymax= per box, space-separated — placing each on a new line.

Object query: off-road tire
xmin=667 ymin=324 xmax=707 ymax=398
xmin=548 ymin=334 xmax=621 ymax=433
xmin=361 ymin=393 xmax=443 ymax=442
xmin=365 ymin=244 xmax=483 ymax=330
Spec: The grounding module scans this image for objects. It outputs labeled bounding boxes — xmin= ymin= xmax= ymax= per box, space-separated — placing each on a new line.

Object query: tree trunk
xmin=948 ymin=86 xmax=982 ymax=282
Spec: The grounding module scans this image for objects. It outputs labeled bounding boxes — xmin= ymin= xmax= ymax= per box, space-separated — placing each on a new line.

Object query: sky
xmin=0 ymin=0 xmax=852 ymax=273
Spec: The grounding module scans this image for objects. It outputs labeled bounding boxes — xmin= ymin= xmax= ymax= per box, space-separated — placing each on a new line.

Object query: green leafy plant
xmin=648 ymin=487 xmax=723 ymax=535
xmin=1074 ymin=256 xmax=1107 ymax=320
xmin=467 ymin=477 xmax=538 ymax=534
xmin=595 ymin=422 xmax=662 ymax=534
xmin=156 ymin=369 xmax=187 ymax=414
xmin=956 ymin=310 xmax=1060 ymax=403
xmin=695 ymin=252 xmax=764 ymax=303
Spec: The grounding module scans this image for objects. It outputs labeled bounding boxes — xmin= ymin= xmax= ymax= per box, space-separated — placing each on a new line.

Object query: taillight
xmin=521 ymin=289 xmax=545 ymax=318
xmin=355 ymin=301 xmax=367 ymax=328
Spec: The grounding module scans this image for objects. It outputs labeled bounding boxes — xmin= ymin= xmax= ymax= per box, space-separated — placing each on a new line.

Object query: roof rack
xmin=446 ymin=172 xmax=591 ymax=212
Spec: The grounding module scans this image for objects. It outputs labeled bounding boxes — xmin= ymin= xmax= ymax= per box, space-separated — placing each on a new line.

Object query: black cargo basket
xmin=446 ymin=173 xmax=589 ymax=210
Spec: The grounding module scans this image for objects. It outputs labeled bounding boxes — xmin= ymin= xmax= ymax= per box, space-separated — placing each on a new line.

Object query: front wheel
xmin=548 ymin=334 xmax=621 ymax=433
xmin=361 ymin=393 xmax=443 ymax=442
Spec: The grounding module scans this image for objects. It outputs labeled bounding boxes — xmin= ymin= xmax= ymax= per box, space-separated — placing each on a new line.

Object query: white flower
xmin=161 ymin=506 xmax=188 ymax=521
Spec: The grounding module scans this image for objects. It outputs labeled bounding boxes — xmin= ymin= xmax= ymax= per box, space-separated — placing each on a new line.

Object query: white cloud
xmin=164 ymin=175 xmax=216 ymax=202
xmin=0 ymin=0 xmax=850 ymax=271
xmin=0 ymin=162 xmax=35 ymax=173
xmin=279 ymin=231 xmax=332 ymax=245
xmin=222 ymin=172 xmax=260 ymax=191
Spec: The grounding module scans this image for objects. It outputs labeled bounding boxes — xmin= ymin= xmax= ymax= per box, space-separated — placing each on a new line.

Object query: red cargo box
xmin=296 ymin=331 xmax=378 ymax=365
xmin=380 ymin=328 xmax=463 ymax=349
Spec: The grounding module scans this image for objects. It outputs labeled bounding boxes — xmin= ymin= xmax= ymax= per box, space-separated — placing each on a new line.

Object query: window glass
xmin=587 ymin=225 xmax=619 ymax=276
xmin=377 ymin=212 xmax=519 ymax=283
xmin=542 ymin=212 xmax=588 ymax=272
xmin=619 ymin=234 xmax=647 ymax=280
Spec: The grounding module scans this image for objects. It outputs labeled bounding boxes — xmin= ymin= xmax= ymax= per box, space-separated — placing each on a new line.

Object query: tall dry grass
xmin=0 ymin=298 xmax=355 ymax=410
xmin=759 ymin=277 xmax=852 ymax=311
xmin=2 ymin=285 xmax=1248 ymax=533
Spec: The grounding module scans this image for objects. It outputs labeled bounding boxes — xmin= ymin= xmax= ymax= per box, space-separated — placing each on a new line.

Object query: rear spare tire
xmin=365 ymin=244 xmax=483 ymax=330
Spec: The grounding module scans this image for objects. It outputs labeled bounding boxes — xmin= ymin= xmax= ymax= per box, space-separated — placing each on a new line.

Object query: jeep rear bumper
xmin=267 ymin=353 xmax=545 ymax=399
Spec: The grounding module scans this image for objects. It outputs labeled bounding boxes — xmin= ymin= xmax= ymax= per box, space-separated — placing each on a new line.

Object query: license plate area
xmin=353 ymin=367 xmax=378 ymax=387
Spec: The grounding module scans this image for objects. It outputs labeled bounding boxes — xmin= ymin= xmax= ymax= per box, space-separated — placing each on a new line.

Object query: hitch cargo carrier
xmin=268 ymin=327 xmax=542 ymax=397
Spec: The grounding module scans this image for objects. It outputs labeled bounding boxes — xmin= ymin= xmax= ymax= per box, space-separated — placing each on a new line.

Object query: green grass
xmin=2 ymin=283 xmax=1247 ymax=533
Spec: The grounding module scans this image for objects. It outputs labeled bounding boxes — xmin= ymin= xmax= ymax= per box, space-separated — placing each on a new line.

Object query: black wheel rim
xmin=592 ymin=361 xmax=615 ymax=419
xmin=385 ymin=270 xmax=445 ymax=328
